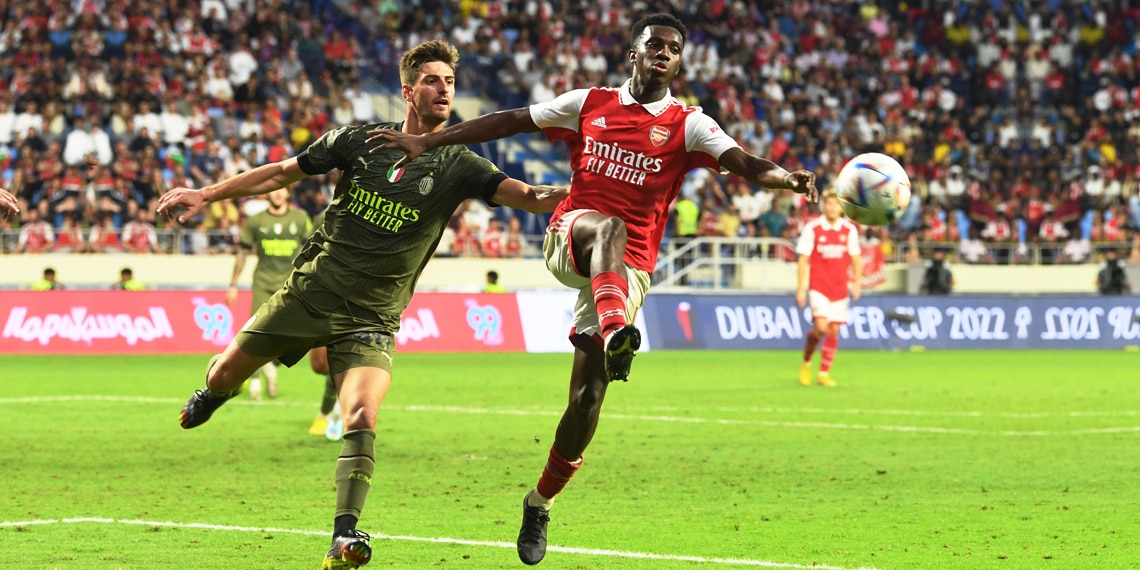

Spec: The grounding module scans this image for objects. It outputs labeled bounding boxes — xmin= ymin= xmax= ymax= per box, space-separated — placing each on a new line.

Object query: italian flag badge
xmin=387 ymin=165 xmax=404 ymax=183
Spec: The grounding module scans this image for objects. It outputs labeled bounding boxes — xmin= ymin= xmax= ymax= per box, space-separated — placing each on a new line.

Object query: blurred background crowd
xmin=3 ymin=0 xmax=1140 ymax=265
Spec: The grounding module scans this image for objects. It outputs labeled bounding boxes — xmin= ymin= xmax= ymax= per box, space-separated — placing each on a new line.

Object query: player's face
xmin=267 ymin=187 xmax=290 ymax=209
xmin=823 ymin=195 xmax=843 ymax=222
xmin=629 ymin=25 xmax=683 ymax=85
xmin=405 ymin=61 xmax=455 ymax=127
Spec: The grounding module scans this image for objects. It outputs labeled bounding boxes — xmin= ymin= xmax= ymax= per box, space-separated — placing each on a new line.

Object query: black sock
xmin=320 ymin=373 xmax=337 ymax=415
xmin=333 ymin=514 xmax=358 ymax=539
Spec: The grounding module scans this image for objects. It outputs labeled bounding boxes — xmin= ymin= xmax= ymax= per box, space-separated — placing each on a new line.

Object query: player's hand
xmin=850 ymin=282 xmax=862 ymax=302
xmin=224 ymin=285 xmax=238 ymax=307
xmin=786 ymin=170 xmax=818 ymax=202
xmin=155 ymin=187 xmax=206 ymax=224
xmin=795 ymin=288 xmax=806 ymax=309
xmin=0 ymin=188 xmax=19 ymax=218
xmin=365 ymin=128 xmax=429 ymax=170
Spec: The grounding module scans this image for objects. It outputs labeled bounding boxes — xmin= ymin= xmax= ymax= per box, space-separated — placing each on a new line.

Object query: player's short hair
xmin=821 ymin=189 xmax=839 ymax=201
xmin=630 ymin=13 xmax=687 ymax=49
xmin=400 ymin=40 xmax=460 ymax=86
xmin=487 ymin=270 xmax=499 ymax=283
xmin=121 ymin=267 xmax=133 ymax=277
xmin=44 ymin=267 xmax=55 ymax=277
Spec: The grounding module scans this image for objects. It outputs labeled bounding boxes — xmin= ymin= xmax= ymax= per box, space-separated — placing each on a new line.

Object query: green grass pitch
xmin=1 ymin=350 xmax=1138 ymax=569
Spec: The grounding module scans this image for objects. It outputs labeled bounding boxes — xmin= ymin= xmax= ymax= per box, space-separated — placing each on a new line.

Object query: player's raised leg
xmin=518 ymin=338 xmax=607 ymax=565
xmin=571 ymin=213 xmax=640 ymax=381
xmin=181 ymin=342 xmax=276 ymax=428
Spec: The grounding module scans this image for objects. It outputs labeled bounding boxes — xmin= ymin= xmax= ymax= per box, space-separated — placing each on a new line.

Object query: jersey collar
xmin=618 ymin=79 xmax=672 ymax=117
xmin=819 ymin=216 xmax=844 ymax=231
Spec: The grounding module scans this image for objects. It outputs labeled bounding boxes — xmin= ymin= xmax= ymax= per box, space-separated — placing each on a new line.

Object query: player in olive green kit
xmin=155 ymin=40 xmax=568 ymax=570
xmin=226 ymin=186 xmax=313 ymax=400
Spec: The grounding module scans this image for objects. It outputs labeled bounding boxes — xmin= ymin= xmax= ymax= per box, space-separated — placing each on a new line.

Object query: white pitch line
xmin=3 ymin=396 xmax=1139 ymax=436
xmin=0 ymin=517 xmax=880 ymax=570
xmin=400 ymin=405 xmax=1140 ymax=437
xmin=714 ymin=407 xmax=1140 ymax=419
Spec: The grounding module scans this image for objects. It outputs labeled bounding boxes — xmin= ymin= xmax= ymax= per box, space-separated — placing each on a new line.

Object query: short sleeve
xmin=239 ymin=216 xmax=255 ymax=248
xmin=795 ymin=225 xmax=815 ymax=256
xmin=685 ymin=112 xmax=741 ymax=160
xmin=449 ymin=150 xmax=508 ymax=205
xmin=847 ymin=225 xmax=861 ymax=256
xmin=297 ymin=125 xmax=356 ymax=175
xmin=529 ymin=88 xmax=589 ymax=131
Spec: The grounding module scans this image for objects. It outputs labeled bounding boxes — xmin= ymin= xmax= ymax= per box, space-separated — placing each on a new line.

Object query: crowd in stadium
xmin=3 ymin=0 xmax=1140 ymax=264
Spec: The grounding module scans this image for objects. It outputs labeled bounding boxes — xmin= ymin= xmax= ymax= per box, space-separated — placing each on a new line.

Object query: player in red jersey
xmin=796 ymin=190 xmax=863 ymax=388
xmin=367 ymin=13 xmax=817 ymax=565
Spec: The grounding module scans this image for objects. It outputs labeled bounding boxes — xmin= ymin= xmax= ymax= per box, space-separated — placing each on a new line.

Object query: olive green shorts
xmin=251 ymin=285 xmax=278 ymax=316
xmin=236 ymin=272 xmax=395 ymax=376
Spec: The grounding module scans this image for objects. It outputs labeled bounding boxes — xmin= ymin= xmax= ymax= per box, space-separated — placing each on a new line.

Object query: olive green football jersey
xmin=241 ymin=207 xmax=313 ymax=295
xmin=294 ymin=122 xmax=504 ymax=331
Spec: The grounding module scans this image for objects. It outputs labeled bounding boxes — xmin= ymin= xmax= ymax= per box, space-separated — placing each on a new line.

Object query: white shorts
xmin=809 ymin=290 xmax=850 ymax=324
xmin=543 ymin=209 xmax=651 ymax=339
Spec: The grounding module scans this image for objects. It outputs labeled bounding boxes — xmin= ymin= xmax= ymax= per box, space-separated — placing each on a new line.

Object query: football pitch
xmin=1 ymin=350 xmax=1137 ymax=569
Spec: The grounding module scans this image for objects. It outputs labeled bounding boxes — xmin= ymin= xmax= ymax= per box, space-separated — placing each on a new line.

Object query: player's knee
xmin=569 ymin=382 xmax=606 ymax=420
xmin=343 ymin=404 xmax=378 ymax=431
xmin=598 ymin=216 xmax=628 ymax=243
xmin=814 ymin=321 xmax=830 ymax=335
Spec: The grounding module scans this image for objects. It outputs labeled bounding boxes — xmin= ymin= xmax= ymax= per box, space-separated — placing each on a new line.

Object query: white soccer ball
xmin=833 ymin=153 xmax=912 ymax=226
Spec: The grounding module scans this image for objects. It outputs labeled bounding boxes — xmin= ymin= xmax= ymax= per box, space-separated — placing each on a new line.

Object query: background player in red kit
xmin=366 ymin=13 xmax=817 ymax=565
xmin=796 ymin=190 xmax=863 ymax=388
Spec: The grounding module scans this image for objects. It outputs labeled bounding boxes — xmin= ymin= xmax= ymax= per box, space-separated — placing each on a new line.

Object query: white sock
xmin=527 ymin=489 xmax=555 ymax=510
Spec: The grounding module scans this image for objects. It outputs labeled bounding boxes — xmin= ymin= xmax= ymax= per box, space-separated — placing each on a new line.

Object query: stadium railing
xmin=653 ymin=237 xmax=795 ymax=289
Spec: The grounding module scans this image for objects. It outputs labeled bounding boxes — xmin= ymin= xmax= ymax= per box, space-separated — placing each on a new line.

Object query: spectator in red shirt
xmin=323 ymin=30 xmax=354 ymax=80
xmin=482 ymin=218 xmax=504 ymax=258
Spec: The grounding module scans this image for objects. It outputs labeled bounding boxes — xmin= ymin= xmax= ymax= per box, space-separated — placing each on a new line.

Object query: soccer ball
xmin=833 ymin=153 xmax=912 ymax=226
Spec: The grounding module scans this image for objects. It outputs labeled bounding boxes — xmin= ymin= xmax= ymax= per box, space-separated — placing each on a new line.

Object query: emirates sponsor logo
xmin=581 ymin=135 xmax=663 ymax=186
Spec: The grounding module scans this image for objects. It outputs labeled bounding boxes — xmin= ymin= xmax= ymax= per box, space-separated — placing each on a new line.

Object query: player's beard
xmin=416 ymin=98 xmax=450 ymax=129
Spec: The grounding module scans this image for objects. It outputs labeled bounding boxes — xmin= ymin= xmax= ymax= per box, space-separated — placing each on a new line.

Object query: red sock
xmin=820 ymin=334 xmax=839 ymax=373
xmin=803 ymin=329 xmax=822 ymax=363
xmin=535 ymin=445 xmax=582 ymax=500
xmin=591 ymin=271 xmax=629 ymax=339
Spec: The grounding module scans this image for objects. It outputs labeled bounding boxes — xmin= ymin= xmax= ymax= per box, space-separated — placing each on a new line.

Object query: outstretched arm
xmin=156 ymin=157 xmax=308 ymax=224
xmin=366 ymin=109 xmax=541 ymax=169
xmin=718 ymin=147 xmax=819 ymax=202
xmin=490 ymin=178 xmax=568 ymax=214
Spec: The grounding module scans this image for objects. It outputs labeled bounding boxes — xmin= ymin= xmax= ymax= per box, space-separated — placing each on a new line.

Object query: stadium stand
xmin=0 ymin=0 xmax=1138 ymax=268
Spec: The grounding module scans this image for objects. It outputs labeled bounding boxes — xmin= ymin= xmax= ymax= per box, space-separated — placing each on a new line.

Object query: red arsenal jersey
xmin=530 ymin=81 xmax=740 ymax=272
xmin=795 ymin=217 xmax=860 ymax=301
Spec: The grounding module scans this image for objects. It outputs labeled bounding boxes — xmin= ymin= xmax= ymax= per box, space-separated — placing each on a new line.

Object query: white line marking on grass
xmin=0 ymin=518 xmax=880 ymax=570
xmin=4 ymin=397 xmax=1139 ymax=436
xmin=717 ymin=407 xmax=1140 ymax=419
xmin=400 ymin=405 xmax=1140 ymax=437
xmin=8 ymin=396 xmax=1140 ymax=419
xmin=0 ymin=395 xmax=313 ymax=408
